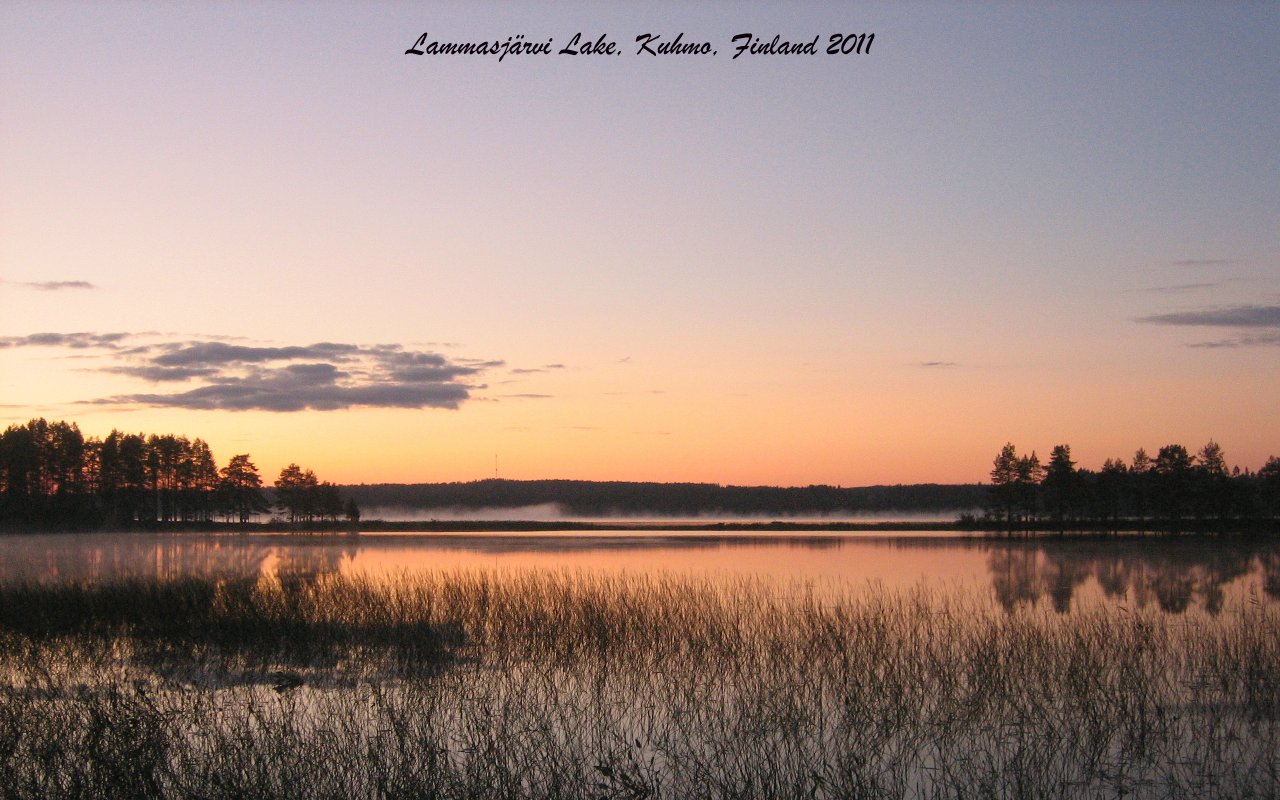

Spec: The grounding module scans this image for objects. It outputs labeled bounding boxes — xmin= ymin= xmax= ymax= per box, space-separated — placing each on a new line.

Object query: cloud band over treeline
xmin=0 ymin=333 xmax=504 ymax=411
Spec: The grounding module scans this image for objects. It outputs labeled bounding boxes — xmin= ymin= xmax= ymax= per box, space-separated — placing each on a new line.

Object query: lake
xmin=2 ymin=529 xmax=1276 ymax=615
xmin=1 ymin=530 xmax=1277 ymax=798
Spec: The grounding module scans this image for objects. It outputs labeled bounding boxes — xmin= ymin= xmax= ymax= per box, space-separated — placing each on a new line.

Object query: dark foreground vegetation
xmin=0 ymin=571 xmax=1276 ymax=799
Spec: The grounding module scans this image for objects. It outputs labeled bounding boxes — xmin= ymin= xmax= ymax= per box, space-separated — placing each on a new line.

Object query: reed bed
xmin=0 ymin=569 xmax=1276 ymax=799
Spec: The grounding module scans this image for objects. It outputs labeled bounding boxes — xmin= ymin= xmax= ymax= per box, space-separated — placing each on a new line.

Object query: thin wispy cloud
xmin=510 ymin=363 xmax=567 ymax=375
xmin=1186 ymin=333 xmax=1280 ymax=349
xmin=917 ymin=361 xmax=958 ymax=368
xmin=1134 ymin=281 xmax=1226 ymax=294
xmin=1136 ymin=305 xmax=1280 ymax=328
xmin=1136 ymin=304 xmax=1280 ymax=348
xmin=1171 ymin=258 xmax=1233 ymax=267
xmin=3 ymin=331 xmax=498 ymax=411
xmin=2 ymin=279 xmax=97 ymax=291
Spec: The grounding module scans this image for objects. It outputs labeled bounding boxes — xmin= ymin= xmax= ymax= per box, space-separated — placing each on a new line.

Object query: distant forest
xmin=340 ymin=480 xmax=985 ymax=518
xmin=1 ymin=417 xmax=1278 ymax=529
xmin=337 ymin=443 xmax=1280 ymax=525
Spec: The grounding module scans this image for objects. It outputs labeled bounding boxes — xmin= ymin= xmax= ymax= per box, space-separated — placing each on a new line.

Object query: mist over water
xmin=359 ymin=503 xmax=567 ymax=521
xmin=356 ymin=505 xmax=969 ymax=523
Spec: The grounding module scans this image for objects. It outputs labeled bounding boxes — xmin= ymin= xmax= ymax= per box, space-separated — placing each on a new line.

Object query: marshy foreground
xmin=0 ymin=570 xmax=1276 ymax=799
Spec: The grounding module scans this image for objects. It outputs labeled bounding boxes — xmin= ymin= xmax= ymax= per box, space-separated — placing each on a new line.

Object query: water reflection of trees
xmin=985 ymin=539 xmax=1260 ymax=614
xmin=271 ymin=543 xmax=353 ymax=585
xmin=0 ymin=534 xmax=354 ymax=585
xmin=2 ymin=533 xmax=1277 ymax=618
xmin=1261 ymin=553 xmax=1280 ymax=600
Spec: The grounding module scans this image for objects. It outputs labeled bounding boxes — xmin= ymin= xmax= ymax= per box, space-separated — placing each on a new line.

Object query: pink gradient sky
xmin=2 ymin=3 xmax=1278 ymax=486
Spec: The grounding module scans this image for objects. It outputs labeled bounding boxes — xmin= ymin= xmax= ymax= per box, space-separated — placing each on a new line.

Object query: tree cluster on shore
xmin=0 ymin=418 xmax=357 ymax=528
xmin=986 ymin=442 xmax=1280 ymax=527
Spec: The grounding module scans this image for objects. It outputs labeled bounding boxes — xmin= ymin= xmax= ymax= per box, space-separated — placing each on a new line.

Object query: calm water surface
xmin=2 ymin=530 xmax=1276 ymax=615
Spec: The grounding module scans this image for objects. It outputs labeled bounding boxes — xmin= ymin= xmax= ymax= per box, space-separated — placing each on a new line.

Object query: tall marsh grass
xmin=0 ymin=570 xmax=1276 ymax=798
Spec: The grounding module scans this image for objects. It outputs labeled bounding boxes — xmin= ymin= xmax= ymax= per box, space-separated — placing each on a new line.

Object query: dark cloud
xmin=96 ymin=361 xmax=473 ymax=411
xmin=389 ymin=365 xmax=478 ymax=382
xmin=917 ymin=361 xmax=957 ymax=368
xmin=152 ymin=341 xmax=361 ymax=367
xmin=103 ymin=365 xmax=220 ymax=382
xmin=1136 ymin=305 xmax=1280 ymax=328
xmin=375 ymin=349 xmax=446 ymax=367
xmin=0 ymin=332 xmax=130 ymax=349
xmin=5 ymin=331 xmax=498 ymax=412
xmin=100 ymin=382 xmax=469 ymax=413
xmin=278 ymin=363 xmax=346 ymax=384
xmin=1137 ymin=304 xmax=1280 ymax=348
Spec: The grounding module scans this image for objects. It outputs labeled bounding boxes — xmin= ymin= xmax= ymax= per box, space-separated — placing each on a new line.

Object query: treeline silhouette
xmin=985 ymin=442 xmax=1280 ymax=528
xmin=0 ymin=418 xmax=355 ymax=528
xmin=5 ymin=416 xmax=1278 ymax=530
xmin=341 ymin=480 xmax=986 ymax=517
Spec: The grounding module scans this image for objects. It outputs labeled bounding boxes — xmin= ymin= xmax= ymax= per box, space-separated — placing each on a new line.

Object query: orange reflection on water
xmin=0 ymin=531 xmax=1276 ymax=616
xmin=340 ymin=533 xmax=987 ymax=593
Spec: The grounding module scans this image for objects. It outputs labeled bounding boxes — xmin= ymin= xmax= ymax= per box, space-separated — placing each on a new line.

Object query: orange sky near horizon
xmin=2 ymin=3 xmax=1277 ymax=487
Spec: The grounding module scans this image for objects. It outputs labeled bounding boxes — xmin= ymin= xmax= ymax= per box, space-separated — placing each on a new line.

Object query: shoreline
xmin=3 ymin=518 xmax=1278 ymax=536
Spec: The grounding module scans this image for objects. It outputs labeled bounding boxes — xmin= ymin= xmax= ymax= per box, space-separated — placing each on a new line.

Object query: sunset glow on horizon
xmin=2 ymin=3 xmax=1278 ymax=487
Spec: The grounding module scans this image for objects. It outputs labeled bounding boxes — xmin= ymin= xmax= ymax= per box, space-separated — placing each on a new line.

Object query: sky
xmin=1 ymin=2 xmax=1278 ymax=487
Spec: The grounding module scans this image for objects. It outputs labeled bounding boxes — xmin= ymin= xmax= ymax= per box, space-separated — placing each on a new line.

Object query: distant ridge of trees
xmin=986 ymin=442 xmax=1280 ymax=528
xmin=339 ymin=480 xmax=987 ymax=517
